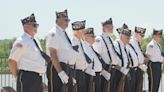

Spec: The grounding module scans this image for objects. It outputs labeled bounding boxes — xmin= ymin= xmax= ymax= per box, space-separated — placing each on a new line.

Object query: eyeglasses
xmin=32 ymin=24 xmax=39 ymax=28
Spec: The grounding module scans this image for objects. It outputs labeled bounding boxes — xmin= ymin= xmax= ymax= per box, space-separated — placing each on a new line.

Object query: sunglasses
xmin=62 ymin=18 xmax=70 ymax=22
xmin=33 ymin=24 xmax=39 ymax=28
xmin=26 ymin=23 xmax=39 ymax=28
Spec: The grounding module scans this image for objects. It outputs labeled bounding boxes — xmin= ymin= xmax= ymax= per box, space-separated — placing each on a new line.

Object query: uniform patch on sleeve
xmin=149 ymin=45 xmax=153 ymax=48
xmin=51 ymin=33 xmax=55 ymax=37
xmin=15 ymin=43 xmax=23 ymax=48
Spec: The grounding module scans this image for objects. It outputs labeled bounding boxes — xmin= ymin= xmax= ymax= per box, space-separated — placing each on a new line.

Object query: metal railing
xmin=0 ymin=56 xmax=163 ymax=92
xmin=0 ymin=56 xmax=48 ymax=91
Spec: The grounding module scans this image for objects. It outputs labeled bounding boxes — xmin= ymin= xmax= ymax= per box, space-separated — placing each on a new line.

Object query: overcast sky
xmin=0 ymin=0 xmax=164 ymax=39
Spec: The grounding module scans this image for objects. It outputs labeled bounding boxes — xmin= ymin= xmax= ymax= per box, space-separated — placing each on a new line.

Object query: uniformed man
xmin=127 ymin=26 xmax=147 ymax=92
xmin=71 ymin=20 xmax=88 ymax=92
xmin=8 ymin=13 xmax=46 ymax=92
xmin=93 ymin=18 xmax=117 ymax=92
xmin=46 ymin=9 xmax=78 ymax=92
xmin=114 ymin=24 xmax=131 ymax=92
xmin=82 ymin=28 xmax=103 ymax=92
xmin=146 ymin=29 xmax=164 ymax=92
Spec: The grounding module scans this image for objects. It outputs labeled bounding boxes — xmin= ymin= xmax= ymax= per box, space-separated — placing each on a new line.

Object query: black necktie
xmin=124 ymin=47 xmax=131 ymax=67
xmin=91 ymin=46 xmax=100 ymax=59
xmin=33 ymin=39 xmax=51 ymax=63
xmin=80 ymin=41 xmax=84 ymax=51
xmin=91 ymin=46 xmax=109 ymax=69
xmin=64 ymin=32 xmax=72 ymax=45
xmin=80 ymin=41 xmax=92 ymax=64
xmin=108 ymin=37 xmax=117 ymax=54
xmin=33 ymin=39 xmax=41 ymax=51
xmin=138 ymin=42 xmax=143 ymax=52
xmin=91 ymin=46 xmax=97 ymax=55
xmin=138 ymin=42 xmax=147 ymax=58
xmin=158 ymin=44 xmax=164 ymax=57
xmin=117 ymin=41 xmax=124 ymax=67
xmin=157 ymin=44 xmax=162 ymax=53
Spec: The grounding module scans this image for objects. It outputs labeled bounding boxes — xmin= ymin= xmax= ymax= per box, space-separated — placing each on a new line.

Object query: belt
xmin=19 ymin=70 xmax=43 ymax=76
xmin=59 ymin=61 xmax=70 ymax=65
xmin=95 ymin=72 xmax=101 ymax=76
xmin=76 ymin=69 xmax=85 ymax=72
xmin=76 ymin=70 xmax=83 ymax=72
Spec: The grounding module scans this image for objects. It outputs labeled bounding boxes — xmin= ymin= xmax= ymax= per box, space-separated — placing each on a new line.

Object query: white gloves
xmin=101 ymin=70 xmax=111 ymax=81
xmin=139 ymin=64 xmax=147 ymax=72
xmin=120 ymin=67 xmax=129 ymax=75
xmin=72 ymin=77 xmax=77 ymax=85
xmin=85 ymin=67 xmax=96 ymax=76
xmin=58 ymin=71 xmax=69 ymax=84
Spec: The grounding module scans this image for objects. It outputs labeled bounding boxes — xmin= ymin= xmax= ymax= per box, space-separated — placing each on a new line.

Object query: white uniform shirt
xmin=114 ymin=39 xmax=130 ymax=68
xmin=9 ymin=32 xmax=46 ymax=74
xmin=46 ymin=25 xmax=78 ymax=65
xmin=82 ymin=41 xmax=102 ymax=72
xmin=127 ymin=37 xmax=145 ymax=67
xmin=71 ymin=36 xmax=88 ymax=71
xmin=146 ymin=39 xmax=164 ymax=62
xmin=93 ymin=32 xmax=118 ymax=65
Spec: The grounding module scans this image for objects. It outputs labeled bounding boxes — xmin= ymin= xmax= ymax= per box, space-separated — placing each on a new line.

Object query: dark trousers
xmin=76 ymin=70 xmax=86 ymax=92
xmin=147 ymin=61 xmax=161 ymax=92
xmin=124 ymin=68 xmax=136 ymax=92
xmin=85 ymin=72 xmax=101 ymax=92
xmin=124 ymin=67 xmax=144 ymax=92
xmin=110 ymin=68 xmax=122 ymax=92
xmin=101 ymin=76 xmax=107 ymax=92
xmin=46 ymin=62 xmax=69 ymax=92
xmin=94 ymin=73 xmax=101 ymax=92
xmin=85 ymin=74 xmax=90 ymax=92
xmin=17 ymin=70 xmax=42 ymax=92
xmin=135 ymin=68 xmax=144 ymax=92
xmin=124 ymin=75 xmax=131 ymax=92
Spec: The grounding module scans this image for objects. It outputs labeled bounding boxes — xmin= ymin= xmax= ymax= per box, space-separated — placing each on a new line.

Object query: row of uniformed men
xmin=8 ymin=9 xmax=164 ymax=92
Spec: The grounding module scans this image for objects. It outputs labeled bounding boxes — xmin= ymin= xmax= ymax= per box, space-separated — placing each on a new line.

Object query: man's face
xmin=85 ymin=34 xmax=95 ymax=44
xmin=58 ymin=18 xmax=70 ymax=29
xmin=74 ymin=29 xmax=84 ymax=38
xmin=136 ymin=33 xmax=144 ymax=42
xmin=78 ymin=29 xmax=85 ymax=37
xmin=103 ymin=24 xmax=113 ymax=34
xmin=154 ymin=34 xmax=162 ymax=43
xmin=24 ymin=23 xmax=39 ymax=35
xmin=121 ymin=34 xmax=131 ymax=45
